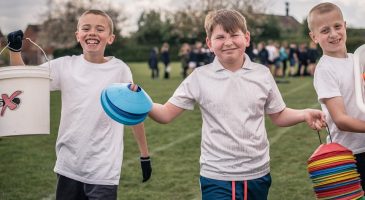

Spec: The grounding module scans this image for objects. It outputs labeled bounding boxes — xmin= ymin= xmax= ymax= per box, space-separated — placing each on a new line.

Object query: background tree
xmin=132 ymin=10 xmax=173 ymax=45
xmin=38 ymin=0 xmax=126 ymax=49
xmin=257 ymin=16 xmax=281 ymax=41
xmin=169 ymin=0 xmax=268 ymax=43
xmin=301 ymin=18 xmax=310 ymax=39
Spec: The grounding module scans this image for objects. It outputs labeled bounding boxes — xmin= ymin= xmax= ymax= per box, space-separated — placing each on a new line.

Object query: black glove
xmin=140 ymin=156 xmax=152 ymax=182
xmin=7 ymin=30 xmax=24 ymax=52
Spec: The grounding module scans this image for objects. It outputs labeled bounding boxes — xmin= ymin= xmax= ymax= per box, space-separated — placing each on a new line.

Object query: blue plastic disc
xmin=309 ymin=164 xmax=356 ymax=178
xmin=101 ymin=89 xmax=147 ymax=125
xmin=104 ymin=91 xmax=146 ymax=120
xmin=105 ymin=83 xmax=152 ymax=115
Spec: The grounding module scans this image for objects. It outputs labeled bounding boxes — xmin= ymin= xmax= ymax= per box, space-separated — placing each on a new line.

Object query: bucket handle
xmin=316 ymin=122 xmax=332 ymax=144
xmin=0 ymin=38 xmax=51 ymax=77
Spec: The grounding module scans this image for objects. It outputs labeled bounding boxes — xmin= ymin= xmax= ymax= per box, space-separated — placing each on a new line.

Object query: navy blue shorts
xmin=56 ymin=174 xmax=118 ymax=200
xmin=200 ymin=173 xmax=271 ymax=200
xmin=355 ymin=152 xmax=365 ymax=191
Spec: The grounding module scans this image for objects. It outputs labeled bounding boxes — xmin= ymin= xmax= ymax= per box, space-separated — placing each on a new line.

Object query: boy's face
xmin=206 ymin=25 xmax=250 ymax=69
xmin=75 ymin=13 xmax=115 ymax=56
xmin=309 ymin=10 xmax=347 ymax=57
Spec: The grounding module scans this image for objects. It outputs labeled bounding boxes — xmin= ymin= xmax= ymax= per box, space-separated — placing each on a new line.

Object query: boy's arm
xmin=131 ymin=122 xmax=152 ymax=182
xmin=324 ymin=96 xmax=365 ymax=132
xmin=148 ymin=102 xmax=185 ymax=124
xmin=131 ymin=123 xmax=149 ymax=157
xmin=10 ymin=51 xmax=25 ymax=66
xmin=268 ymin=107 xmax=326 ymax=130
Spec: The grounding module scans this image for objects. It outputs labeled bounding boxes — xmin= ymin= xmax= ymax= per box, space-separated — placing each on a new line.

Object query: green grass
xmin=0 ymin=62 xmax=323 ymax=200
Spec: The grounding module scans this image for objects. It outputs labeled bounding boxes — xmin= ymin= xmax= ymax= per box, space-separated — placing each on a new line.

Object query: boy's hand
xmin=304 ymin=109 xmax=326 ymax=130
xmin=7 ymin=30 xmax=24 ymax=52
xmin=140 ymin=156 xmax=152 ymax=182
xmin=129 ymin=83 xmax=139 ymax=92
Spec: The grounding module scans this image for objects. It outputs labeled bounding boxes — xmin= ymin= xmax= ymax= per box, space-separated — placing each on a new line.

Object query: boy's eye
xmin=81 ymin=26 xmax=90 ymax=31
xmin=320 ymin=29 xmax=329 ymax=34
xmin=335 ymin=24 xmax=342 ymax=30
xmin=96 ymin=26 xmax=106 ymax=32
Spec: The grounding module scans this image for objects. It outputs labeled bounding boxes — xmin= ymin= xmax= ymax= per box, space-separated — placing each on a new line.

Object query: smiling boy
xmin=309 ymin=2 xmax=365 ymax=191
xmin=148 ymin=9 xmax=326 ymax=200
xmin=7 ymin=10 xmax=151 ymax=200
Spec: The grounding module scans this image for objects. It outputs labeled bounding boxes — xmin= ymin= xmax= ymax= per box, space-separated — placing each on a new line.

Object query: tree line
xmin=39 ymin=0 xmax=365 ymax=62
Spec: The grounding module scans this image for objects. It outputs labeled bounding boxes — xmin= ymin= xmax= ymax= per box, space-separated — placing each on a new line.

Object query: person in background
xmin=257 ymin=41 xmax=269 ymax=67
xmin=288 ymin=43 xmax=298 ymax=76
xmin=307 ymin=41 xmax=320 ymax=76
xmin=178 ymin=43 xmax=191 ymax=78
xmin=161 ymin=42 xmax=171 ymax=79
xmin=148 ymin=47 xmax=159 ymax=79
xmin=279 ymin=41 xmax=289 ymax=77
xmin=296 ymin=43 xmax=309 ymax=76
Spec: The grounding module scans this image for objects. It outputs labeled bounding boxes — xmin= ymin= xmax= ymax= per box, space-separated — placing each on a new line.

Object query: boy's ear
xmin=206 ymin=37 xmax=212 ymax=51
xmin=245 ymin=31 xmax=251 ymax=47
xmin=309 ymin=32 xmax=318 ymax=44
xmin=75 ymin=31 xmax=80 ymax=42
xmin=107 ymin=34 xmax=115 ymax=45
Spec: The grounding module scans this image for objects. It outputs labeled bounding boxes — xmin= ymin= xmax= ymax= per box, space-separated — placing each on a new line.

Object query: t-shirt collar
xmin=212 ymin=54 xmax=253 ymax=72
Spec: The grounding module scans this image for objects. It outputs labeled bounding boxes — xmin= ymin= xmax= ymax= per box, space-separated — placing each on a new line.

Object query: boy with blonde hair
xmin=148 ymin=9 xmax=325 ymax=200
xmin=7 ymin=10 xmax=151 ymax=200
xmin=309 ymin=2 xmax=365 ymax=190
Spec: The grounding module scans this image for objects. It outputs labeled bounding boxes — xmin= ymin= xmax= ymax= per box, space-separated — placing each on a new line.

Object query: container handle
xmin=0 ymin=38 xmax=51 ymax=78
xmin=316 ymin=122 xmax=332 ymax=144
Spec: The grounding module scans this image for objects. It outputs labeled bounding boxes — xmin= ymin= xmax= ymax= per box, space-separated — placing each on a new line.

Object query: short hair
xmin=77 ymin=9 xmax=114 ymax=34
xmin=204 ymin=9 xmax=247 ymax=39
xmin=307 ymin=2 xmax=343 ymax=31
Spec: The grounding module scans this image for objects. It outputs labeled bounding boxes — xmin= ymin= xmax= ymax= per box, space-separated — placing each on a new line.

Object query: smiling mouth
xmin=223 ymin=48 xmax=237 ymax=52
xmin=329 ymin=39 xmax=341 ymax=44
xmin=222 ymin=48 xmax=239 ymax=54
xmin=86 ymin=39 xmax=100 ymax=44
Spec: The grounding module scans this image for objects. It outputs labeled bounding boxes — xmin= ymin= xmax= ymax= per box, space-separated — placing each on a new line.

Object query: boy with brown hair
xmin=148 ymin=9 xmax=326 ymax=200
xmin=7 ymin=10 xmax=151 ymax=200
xmin=308 ymin=2 xmax=365 ymax=190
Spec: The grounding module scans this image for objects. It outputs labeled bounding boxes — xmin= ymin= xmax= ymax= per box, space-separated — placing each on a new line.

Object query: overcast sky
xmin=1 ymin=0 xmax=365 ymax=35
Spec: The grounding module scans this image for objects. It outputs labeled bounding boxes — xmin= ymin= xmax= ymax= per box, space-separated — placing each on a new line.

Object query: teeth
xmin=86 ymin=39 xmax=99 ymax=44
xmin=330 ymin=39 xmax=340 ymax=44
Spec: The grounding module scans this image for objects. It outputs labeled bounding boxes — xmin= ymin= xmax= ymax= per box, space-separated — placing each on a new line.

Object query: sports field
xmin=0 ymin=62 xmax=324 ymax=200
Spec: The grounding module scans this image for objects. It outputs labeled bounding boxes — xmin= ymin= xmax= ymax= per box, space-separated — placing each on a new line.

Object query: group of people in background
xmin=149 ymin=39 xmax=321 ymax=80
xmin=148 ymin=42 xmax=171 ymax=79
xmin=252 ymin=40 xmax=320 ymax=78
xmin=148 ymin=41 xmax=214 ymax=79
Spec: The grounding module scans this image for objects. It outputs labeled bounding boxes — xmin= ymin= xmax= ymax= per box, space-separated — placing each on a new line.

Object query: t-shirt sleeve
xmin=40 ymin=57 xmax=63 ymax=91
xmin=168 ymin=73 xmax=197 ymax=110
xmin=120 ymin=63 xmax=133 ymax=83
xmin=264 ymin=73 xmax=286 ymax=114
xmin=314 ymin=66 xmax=341 ymax=103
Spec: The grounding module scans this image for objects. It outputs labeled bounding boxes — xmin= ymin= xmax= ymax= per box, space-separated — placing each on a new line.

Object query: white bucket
xmin=0 ymin=66 xmax=50 ymax=137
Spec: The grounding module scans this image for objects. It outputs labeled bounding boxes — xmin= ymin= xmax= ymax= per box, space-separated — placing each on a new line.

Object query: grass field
xmin=0 ymin=62 xmax=325 ymax=200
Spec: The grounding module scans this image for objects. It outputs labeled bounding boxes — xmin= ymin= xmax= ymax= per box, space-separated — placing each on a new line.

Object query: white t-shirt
xmin=169 ymin=54 xmax=286 ymax=181
xmin=43 ymin=55 xmax=132 ymax=185
xmin=314 ymin=54 xmax=365 ymax=154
